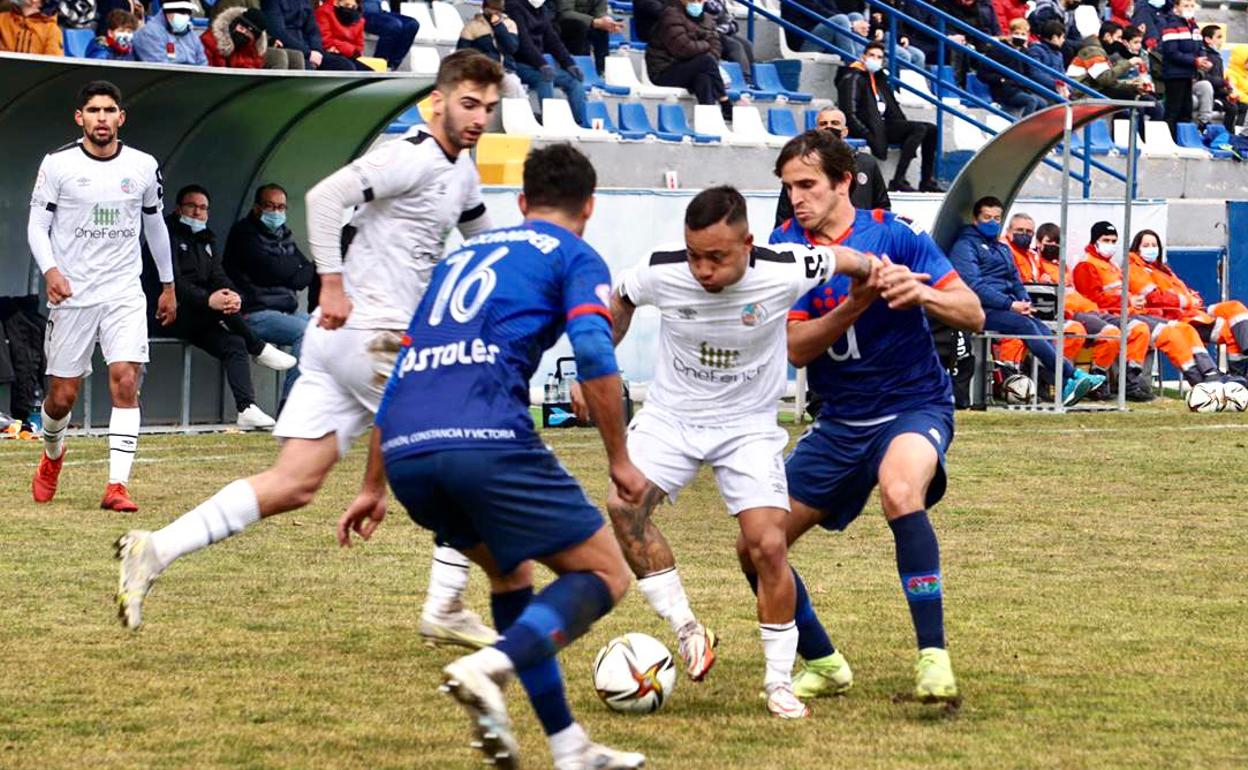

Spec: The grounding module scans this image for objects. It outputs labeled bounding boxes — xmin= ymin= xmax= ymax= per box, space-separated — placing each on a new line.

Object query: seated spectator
xmin=0 ymin=0 xmax=64 ymax=55
xmin=941 ymin=0 xmax=999 ymax=40
xmin=506 ymin=0 xmax=588 ymax=126
xmin=1027 ymin=19 xmax=1067 ymax=88
xmin=1194 ymin=24 xmax=1241 ymax=132
xmin=1066 ymin=21 xmax=1148 ymax=100
xmin=458 ymin=0 xmax=526 ymax=98
xmin=981 ymin=17 xmax=1047 ymax=115
xmin=360 ymin=0 xmax=418 ymax=72
xmin=785 ymin=0 xmax=869 ymax=60
xmin=85 ymin=8 xmax=137 ymax=59
xmin=646 ymin=0 xmax=732 ymax=121
xmin=224 ymin=183 xmax=315 ymax=404
xmin=867 ymin=9 xmax=926 ymax=70
xmin=1027 ymin=0 xmax=1080 ymax=62
xmin=143 ymin=185 xmax=297 ymax=430
xmin=556 ymin=0 xmax=621 ymax=73
xmin=203 ymin=6 xmax=272 ymax=67
xmin=773 ymin=107 xmax=890 ymax=226
xmin=1159 ymin=0 xmax=1208 ymax=132
xmin=949 ymin=196 xmax=1105 ymax=405
xmin=705 ymin=0 xmax=755 ymax=88
xmin=132 ymin=0 xmax=208 ymax=65
xmin=262 ymin=0 xmax=354 ymax=69
xmin=838 ymin=42 xmax=943 ymax=192
xmin=313 ymin=0 xmax=372 ymax=70
xmin=94 ymin=0 xmax=142 ymax=37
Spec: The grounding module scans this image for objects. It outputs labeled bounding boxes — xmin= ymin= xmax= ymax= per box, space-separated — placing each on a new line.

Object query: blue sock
xmin=889 ymin=510 xmax=945 ymax=650
xmin=493 ymin=572 xmax=613 ymax=670
xmin=744 ymin=568 xmax=836 ymax=660
xmin=491 ymin=587 xmax=573 ymax=736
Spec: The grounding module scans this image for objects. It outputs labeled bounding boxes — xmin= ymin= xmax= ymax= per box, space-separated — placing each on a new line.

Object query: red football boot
xmin=101 ymin=483 xmax=139 ymax=512
xmin=32 ymin=450 xmax=65 ymax=503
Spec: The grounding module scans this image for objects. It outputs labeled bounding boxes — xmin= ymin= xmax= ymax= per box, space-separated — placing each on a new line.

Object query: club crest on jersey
xmin=902 ymin=572 xmax=942 ymax=601
xmin=120 ymin=177 xmax=136 ymax=194
xmin=677 ymin=307 xmax=697 ymax=319
xmin=740 ymin=303 xmax=767 ymax=327
xmin=595 ymin=283 xmax=612 ymax=309
xmin=856 ymin=171 xmax=868 ymax=186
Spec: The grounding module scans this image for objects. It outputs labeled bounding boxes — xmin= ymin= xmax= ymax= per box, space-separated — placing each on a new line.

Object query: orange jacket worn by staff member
xmin=1128 ymin=229 xmax=1248 ymax=379
xmin=1072 ymin=220 xmax=1230 ymax=387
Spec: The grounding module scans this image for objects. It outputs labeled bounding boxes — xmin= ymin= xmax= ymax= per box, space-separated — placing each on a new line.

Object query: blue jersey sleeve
xmin=894 ymin=222 xmax=957 ymax=289
xmin=561 ymin=242 xmax=618 ymax=381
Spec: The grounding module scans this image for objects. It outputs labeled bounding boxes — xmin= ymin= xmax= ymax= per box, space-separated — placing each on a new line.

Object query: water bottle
xmin=558 ymin=376 xmax=570 ymax=403
xmin=545 ymin=374 xmax=557 ymax=403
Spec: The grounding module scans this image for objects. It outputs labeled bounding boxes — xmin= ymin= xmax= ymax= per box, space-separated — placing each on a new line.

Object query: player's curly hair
xmin=773 ymin=130 xmax=855 ymax=189
xmin=435 ymin=49 xmax=504 ymax=91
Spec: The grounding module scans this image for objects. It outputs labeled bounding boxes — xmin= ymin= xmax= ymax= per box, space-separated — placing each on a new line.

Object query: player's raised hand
xmin=610 ymin=460 xmax=649 ymax=508
xmin=156 ymin=284 xmax=178 ymax=326
xmin=878 ymin=256 xmax=932 ymax=310
xmin=44 ymin=267 xmax=73 ymax=305
xmin=337 ymin=490 xmax=387 ymax=547
xmin=318 ymin=275 xmax=353 ymax=330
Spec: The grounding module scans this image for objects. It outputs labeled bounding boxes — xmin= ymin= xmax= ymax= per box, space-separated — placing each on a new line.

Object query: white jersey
xmin=617 ymin=244 xmax=835 ymax=423
xmin=29 ymin=140 xmax=162 ymax=308
xmin=340 ymin=127 xmax=486 ymax=330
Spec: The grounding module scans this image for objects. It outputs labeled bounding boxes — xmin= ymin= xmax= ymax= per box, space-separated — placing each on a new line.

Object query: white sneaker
xmin=581 ymin=743 xmax=647 ymax=770
xmin=420 ymin=603 xmax=499 ymax=649
xmin=765 ymin=682 xmax=811 ymax=719
xmin=676 ymin=621 xmax=718 ymax=681
xmin=254 ymin=343 xmax=296 ymax=371
xmin=115 ymin=530 xmax=164 ymax=630
xmin=441 ymin=649 xmax=518 ymax=769
xmin=236 ymin=404 xmax=276 ymax=431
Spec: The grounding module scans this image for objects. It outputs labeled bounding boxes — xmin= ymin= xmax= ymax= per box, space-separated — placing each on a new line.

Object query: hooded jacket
xmin=645 ymin=2 xmax=720 ymax=79
xmin=223 ymin=213 xmax=315 ymax=315
xmin=0 ymin=8 xmax=64 ymax=55
xmin=949 ymin=224 xmax=1028 ymax=311
xmin=202 ymin=6 xmax=268 ymax=67
xmin=837 ymin=60 xmax=906 ymax=159
xmin=132 ymin=11 xmax=209 ymax=64
xmin=1227 ymin=44 xmax=1248 ymax=95
xmin=457 ymin=10 xmax=520 ymax=70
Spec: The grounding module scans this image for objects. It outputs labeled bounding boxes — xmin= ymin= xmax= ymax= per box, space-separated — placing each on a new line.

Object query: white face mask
xmin=1140 ymin=245 xmax=1161 ymax=262
xmin=1096 ymin=241 xmax=1117 ymax=258
xmin=529 ymin=0 xmax=545 ymax=8
xmin=864 ymin=58 xmax=883 ymax=73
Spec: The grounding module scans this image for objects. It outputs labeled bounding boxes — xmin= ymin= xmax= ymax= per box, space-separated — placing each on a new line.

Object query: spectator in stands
xmin=1027 ymin=18 xmax=1067 ymax=87
xmin=132 ymin=0 xmax=207 ymax=64
xmin=941 ymin=0 xmax=1000 ymax=40
xmin=313 ymin=0 xmax=372 ymax=70
xmin=1159 ymin=0 xmax=1208 ymax=133
xmin=867 ymin=8 xmax=926 ymax=70
xmin=786 ymin=0 xmax=869 ymax=60
xmin=94 ymin=0 xmax=142 ymax=37
xmin=1228 ymin=44 xmax=1248 ymax=102
xmin=705 ymin=0 xmax=755 ymax=87
xmin=223 ymin=183 xmax=315 ymax=404
xmin=1195 ymin=24 xmax=1242 ymax=132
xmin=506 ymin=0 xmax=589 ymax=126
xmin=646 ymin=0 xmax=733 ymax=122
xmin=85 ymin=8 xmax=137 ymax=59
xmin=202 ymin=7 xmax=273 ymax=67
xmin=0 ymin=0 xmax=64 ymax=55
xmin=1028 ymin=0 xmax=1081 ymax=62
xmin=360 ymin=0 xmax=418 ymax=72
xmin=632 ymin=0 xmax=663 ymax=46
xmin=143 ymin=185 xmax=296 ymax=430
xmin=458 ymin=0 xmax=527 ymax=97
xmin=992 ymin=0 xmax=1027 ymax=35
xmin=982 ymin=18 xmax=1048 ymax=115
xmin=556 ymin=0 xmax=621 ymax=73
xmin=1067 ymin=21 xmax=1148 ymax=99
xmin=774 ymin=106 xmax=890 ymax=226
xmin=1131 ymin=0 xmax=1168 ymax=49
xmin=949 ymin=196 xmax=1105 ymax=404
xmin=839 ymin=42 xmax=943 ymax=192
xmin=263 ymin=0 xmax=355 ymax=69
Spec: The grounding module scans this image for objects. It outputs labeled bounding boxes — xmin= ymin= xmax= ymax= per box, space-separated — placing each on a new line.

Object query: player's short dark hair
xmin=522 ymin=143 xmax=596 ymax=214
xmin=435 ymin=49 xmax=504 ymax=92
xmin=1040 ymin=20 xmax=1065 ymax=40
xmin=685 ymin=186 xmax=748 ymax=232
xmin=482 ymin=0 xmax=504 ymax=11
xmin=863 ymin=41 xmax=885 ymax=57
xmin=1201 ymin=24 xmax=1221 ymax=40
xmin=973 ymin=196 xmax=1005 ymax=216
xmin=176 ymin=184 xmax=210 ymax=205
xmin=106 ymin=9 xmax=137 ymax=29
xmin=253 ymin=183 xmax=286 ymax=205
xmin=773 ymin=130 xmax=855 ymax=187
xmin=78 ymin=80 xmax=122 ymax=109
xmin=1036 ymin=222 xmax=1061 ymax=243
xmin=1098 ymin=21 xmax=1122 ymax=40
xmin=1129 ymin=228 xmax=1164 ymax=258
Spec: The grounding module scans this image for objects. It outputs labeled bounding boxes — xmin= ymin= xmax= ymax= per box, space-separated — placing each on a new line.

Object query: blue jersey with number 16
xmin=377 ymin=220 xmax=616 ymax=462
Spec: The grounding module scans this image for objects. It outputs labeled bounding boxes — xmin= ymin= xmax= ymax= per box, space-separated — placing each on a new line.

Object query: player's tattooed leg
xmin=606 ymin=483 xmax=674 ymax=577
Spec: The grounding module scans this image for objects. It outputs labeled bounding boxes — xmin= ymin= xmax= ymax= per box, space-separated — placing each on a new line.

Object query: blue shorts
xmin=785 ymin=406 xmax=954 ymax=532
xmin=386 ymin=447 xmax=605 ymax=575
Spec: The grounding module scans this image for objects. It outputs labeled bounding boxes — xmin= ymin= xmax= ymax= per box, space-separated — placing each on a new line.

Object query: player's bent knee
xmin=879 ymin=477 xmax=921 ymax=518
xmin=745 ymin=527 xmax=788 ymax=572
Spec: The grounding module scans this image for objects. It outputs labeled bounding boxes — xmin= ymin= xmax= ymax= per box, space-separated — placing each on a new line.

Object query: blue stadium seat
xmin=721 ymin=61 xmax=775 ymax=101
xmin=1086 ymin=120 xmax=1121 ymax=154
xmin=383 ymin=105 xmax=425 ymax=134
xmin=1177 ymin=121 xmax=1232 ymax=158
xmin=767 ymin=108 xmax=799 ymax=137
xmin=573 ymin=55 xmax=629 ymax=96
xmin=657 ymin=104 xmax=719 ymax=143
xmin=609 ymin=0 xmax=633 ymax=12
xmin=609 ymin=31 xmax=626 ymax=51
xmin=753 ymin=63 xmax=812 ymax=103
xmin=628 ymin=17 xmax=647 ymax=50
xmin=62 ymin=28 xmax=94 ymax=58
xmin=964 ymin=72 xmax=992 ymax=104
xmin=620 ymin=102 xmax=682 ymax=142
xmin=587 ymin=101 xmax=643 ymax=140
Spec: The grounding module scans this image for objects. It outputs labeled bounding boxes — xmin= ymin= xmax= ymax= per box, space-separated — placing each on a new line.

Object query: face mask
xmin=1010 ymin=232 xmax=1033 ymax=250
xmin=260 ymin=211 xmax=286 ymax=232
xmin=976 ymin=220 xmax=1002 ymax=239
xmin=528 ymin=0 xmax=545 ymax=8
xmin=1096 ymin=241 xmax=1117 ymax=258
xmin=1147 ymin=0 xmax=1164 ymax=6
xmin=230 ymin=28 xmax=251 ymax=48
xmin=1140 ymin=245 xmax=1161 ymax=262
xmin=179 ymin=214 xmax=207 ymax=233
xmin=111 ymin=31 xmax=133 ymax=50
xmin=168 ymin=12 xmax=191 ymax=33
xmin=334 ymin=6 xmax=361 ymax=24
xmin=685 ymin=2 xmax=703 ymax=18
xmin=1040 ymin=243 xmax=1060 ymax=261
xmin=1180 ymin=8 xmax=1195 ymax=18
xmin=864 ymin=58 xmax=883 ymax=73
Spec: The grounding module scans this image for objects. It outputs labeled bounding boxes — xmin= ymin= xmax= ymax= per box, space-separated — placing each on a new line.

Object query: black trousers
xmin=884 ymin=119 xmax=936 ymax=184
xmin=1163 ymin=77 xmax=1194 ymax=131
xmin=165 ymin=308 xmax=264 ymax=412
xmin=559 ymin=17 xmax=609 ymax=71
xmin=651 ymin=53 xmax=725 ymax=105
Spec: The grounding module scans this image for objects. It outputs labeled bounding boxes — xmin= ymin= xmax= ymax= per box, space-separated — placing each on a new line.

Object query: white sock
xmin=548 ymin=722 xmax=588 ymax=762
xmin=148 ymin=479 xmax=260 ymax=568
xmin=759 ymin=621 xmax=798 ymax=690
xmin=108 ymin=407 xmax=141 ymax=484
xmin=637 ymin=568 xmax=696 ymax=634
xmin=424 ymin=545 xmax=471 ymax=617
xmin=41 ymin=405 xmax=69 ymax=460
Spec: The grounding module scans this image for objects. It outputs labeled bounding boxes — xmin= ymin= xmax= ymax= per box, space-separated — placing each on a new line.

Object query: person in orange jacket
xmin=313 ymin=0 xmax=371 ymax=69
xmin=1072 ymin=220 xmax=1234 ymax=388
xmin=0 ymin=0 xmax=64 ymax=56
xmin=1128 ymin=228 xmax=1248 ymax=379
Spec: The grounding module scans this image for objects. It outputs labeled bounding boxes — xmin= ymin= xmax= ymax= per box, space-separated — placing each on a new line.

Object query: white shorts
xmin=273 ymin=319 xmax=403 ymax=458
xmin=45 ymin=294 xmax=149 ymax=378
xmin=627 ymin=407 xmax=790 ymax=515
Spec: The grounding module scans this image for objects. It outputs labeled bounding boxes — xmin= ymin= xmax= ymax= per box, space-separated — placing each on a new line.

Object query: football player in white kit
xmin=115 ymin=51 xmax=504 ymax=638
xmin=602 ymin=186 xmax=875 ymax=718
xmin=29 ymin=80 xmax=177 ymax=513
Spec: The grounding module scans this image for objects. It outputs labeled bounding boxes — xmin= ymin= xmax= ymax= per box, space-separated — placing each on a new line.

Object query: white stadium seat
xmin=637 ymin=59 xmax=693 ymax=99
xmin=693 ymin=104 xmax=751 ymax=145
xmin=731 ymin=105 xmax=787 ymax=148
xmin=896 ymin=69 xmax=934 ymax=108
xmin=777 ymin=23 xmax=839 ymax=64
xmin=1141 ymin=120 xmax=1210 ymax=159
xmin=952 ymin=116 xmax=989 ymax=151
xmin=400 ymin=2 xmax=439 ymax=44
xmin=430 ymin=1 xmax=464 ymax=45
xmin=502 ymin=97 xmax=550 ymax=137
xmin=984 ymin=113 xmax=1011 ymax=134
xmin=603 ymin=56 xmax=684 ymax=99
xmin=540 ymin=98 xmax=616 ymax=142
xmin=408 ymin=45 xmax=441 ymax=76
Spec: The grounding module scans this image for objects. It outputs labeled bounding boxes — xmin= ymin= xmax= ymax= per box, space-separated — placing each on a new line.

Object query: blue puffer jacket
xmin=1027 ymin=39 xmax=1065 ymax=81
xmin=1159 ymin=9 xmax=1202 ymax=80
xmin=948 ymin=224 xmax=1028 ymax=311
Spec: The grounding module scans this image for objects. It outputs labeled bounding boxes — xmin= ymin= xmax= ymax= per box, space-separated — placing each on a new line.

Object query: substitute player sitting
xmin=602 ymin=185 xmax=874 ymax=719
xmin=770 ymin=130 xmax=983 ymax=704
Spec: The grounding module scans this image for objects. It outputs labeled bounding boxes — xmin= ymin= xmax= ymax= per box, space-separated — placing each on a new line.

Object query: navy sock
xmin=490 ymin=587 xmax=572 ymax=736
xmin=889 ymin=510 xmax=945 ymax=650
xmin=494 ymin=571 xmax=613 ymax=670
xmin=744 ymin=568 xmax=836 ymax=660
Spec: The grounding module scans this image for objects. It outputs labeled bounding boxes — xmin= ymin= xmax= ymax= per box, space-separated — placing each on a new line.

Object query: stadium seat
xmin=542 ymin=98 xmax=615 ymax=141
xmin=767 ymin=108 xmax=799 ymax=137
xmin=62 ymin=28 xmax=94 ymax=58
xmin=586 ymin=101 xmax=643 ymax=139
xmin=777 ymin=24 xmax=840 ymax=64
xmin=429 ymin=1 xmax=463 ymax=45
xmin=637 ymin=58 xmax=689 ymax=99
xmin=476 ymin=133 xmax=531 ymax=185
xmin=383 ymin=104 xmax=426 ymax=134
xmin=984 ymin=112 xmax=1011 ymax=134
xmin=609 ymin=0 xmax=633 ymax=12
xmin=408 ymin=45 xmax=441 ymax=76
xmin=628 ymin=17 xmax=647 ymax=50
xmin=400 ymin=3 xmax=439 ymax=43
xmin=603 ymin=56 xmax=684 ymax=98
xmin=1176 ymin=121 xmax=1232 ymax=158
xmin=964 ymin=72 xmax=993 ymax=105
xmin=502 ymin=97 xmax=551 ymax=137
xmin=952 ymin=116 xmax=989 ymax=151
xmin=753 ymin=63 xmax=813 ymax=103
xmin=619 ymin=102 xmax=682 ymax=142
xmin=657 ymin=103 xmax=719 ymax=143
xmin=695 ymin=104 xmax=751 ymax=144
xmin=1128 ymin=119 xmax=1208 ymax=158
xmin=731 ymin=105 xmax=786 ymax=147
xmin=896 ymin=69 xmax=936 ymax=108
xmin=720 ymin=61 xmax=775 ymax=101
xmin=608 ymin=30 xmax=627 ymax=51
xmin=573 ymin=55 xmax=629 ymax=96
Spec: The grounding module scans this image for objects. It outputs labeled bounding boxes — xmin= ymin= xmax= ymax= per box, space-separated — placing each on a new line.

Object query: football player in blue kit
xmin=338 ymin=144 xmax=648 ymax=770
xmin=761 ymin=130 xmax=985 ymax=703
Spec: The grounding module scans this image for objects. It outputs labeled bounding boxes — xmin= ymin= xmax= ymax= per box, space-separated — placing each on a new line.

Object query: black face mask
xmin=1040 ymin=243 xmax=1060 ymax=261
xmin=1011 ymin=232 xmax=1034 ymax=251
xmin=334 ymin=6 xmax=361 ymax=24
xmin=1106 ymin=40 xmax=1130 ymax=58
xmin=230 ymin=27 xmax=251 ymax=48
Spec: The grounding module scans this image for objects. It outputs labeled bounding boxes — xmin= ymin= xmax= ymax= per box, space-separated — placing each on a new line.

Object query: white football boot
xmin=420 ymin=600 xmax=499 ymax=649
xmin=441 ymin=649 xmax=518 ymax=769
xmin=115 ymin=530 xmax=164 ymax=630
xmin=765 ymin=682 xmax=811 ymax=719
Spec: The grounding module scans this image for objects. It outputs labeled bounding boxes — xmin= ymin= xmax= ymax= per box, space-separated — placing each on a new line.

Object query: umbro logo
xmin=677 ymin=307 xmax=697 ymax=319
xmin=77 ymin=177 xmax=92 ymax=187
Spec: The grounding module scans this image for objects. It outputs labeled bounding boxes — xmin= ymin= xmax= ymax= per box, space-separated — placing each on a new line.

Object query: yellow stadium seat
xmin=476 ymin=133 xmax=531 ymax=185
xmin=358 ymin=57 xmax=388 ymax=72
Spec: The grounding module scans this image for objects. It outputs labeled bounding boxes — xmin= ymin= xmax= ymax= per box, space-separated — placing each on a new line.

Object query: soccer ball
xmin=1186 ymin=381 xmax=1226 ymax=413
xmin=592 ymin=633 xmax=677 ymax=714
xmin=1223 ymin=381 xmax=1248 ymax=412
xmin=1002 ymin=373 xmax=1036 ymax=405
